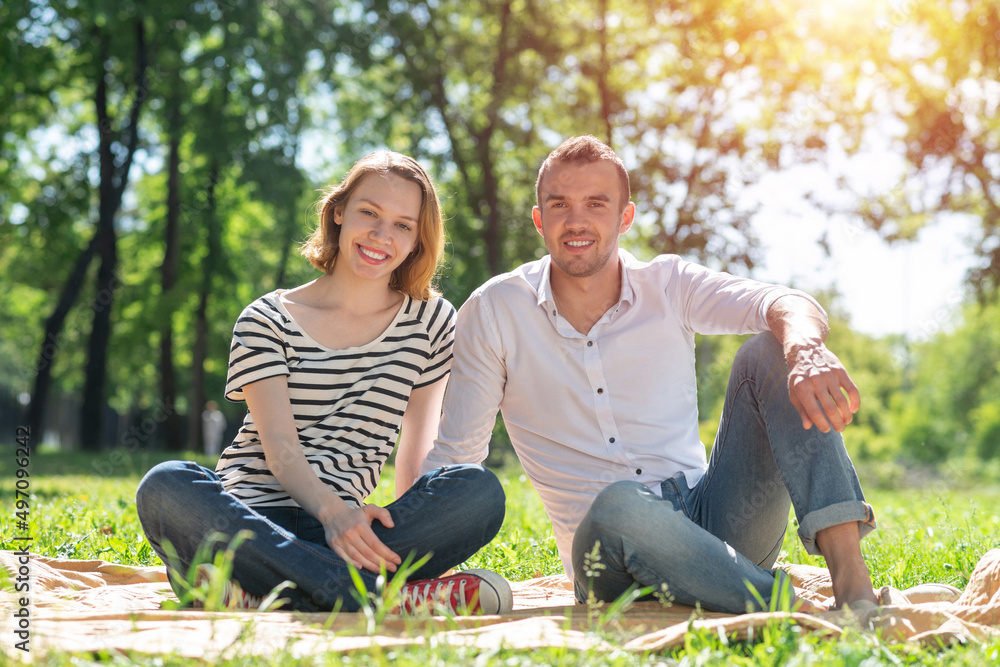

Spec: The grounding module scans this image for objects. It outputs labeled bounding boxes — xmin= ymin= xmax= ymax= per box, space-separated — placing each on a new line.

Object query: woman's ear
xmin=332 ymin=204 xmax=343 ymax=225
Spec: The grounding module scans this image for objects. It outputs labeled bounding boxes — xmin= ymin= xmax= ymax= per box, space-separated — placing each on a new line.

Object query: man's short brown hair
xmin=535 ymin=135 xmax=630 ymax=210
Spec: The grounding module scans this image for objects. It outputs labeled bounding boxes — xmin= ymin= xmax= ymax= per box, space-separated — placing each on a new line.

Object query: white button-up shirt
xmin=422 ymin=249 xmax=821 ymax=577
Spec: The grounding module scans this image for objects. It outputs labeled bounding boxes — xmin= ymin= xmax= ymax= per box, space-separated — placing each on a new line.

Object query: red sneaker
xmin=400 ymin=568 xmax=513 ymax=615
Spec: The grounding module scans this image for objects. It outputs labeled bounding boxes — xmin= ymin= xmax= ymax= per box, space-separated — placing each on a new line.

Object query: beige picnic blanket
xmin=2 ymin=549 xmax=999 ymax=660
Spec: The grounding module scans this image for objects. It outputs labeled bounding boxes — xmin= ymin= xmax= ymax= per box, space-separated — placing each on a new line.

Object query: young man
xmin=421 ymin=135 xmax=878 ymax=613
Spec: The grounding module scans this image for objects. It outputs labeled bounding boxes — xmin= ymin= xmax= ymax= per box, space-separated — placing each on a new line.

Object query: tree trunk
xmin=476 ymin=129 xmax=503 ymax=276
xmin=188 ymin=288 xmax=209 ymax=453
xmin=478 ymin=1 xmax=513 ymax=276
xmin=159 ymin=100 xmax=184 ymax=450
xmin=79 ymin=225 xmax=118 ymax=450
xmin=187 ymin=161 xmax=222 ymax=452
xmin=79 ymin=18 xmax=149 ymax=451
xmin=404 ymin=9 xmax=506 ymax=277
xmin=25 ymin=235 xmax=100 ymax=448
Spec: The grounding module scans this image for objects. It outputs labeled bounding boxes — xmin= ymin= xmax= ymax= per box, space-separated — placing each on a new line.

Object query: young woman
xmin=136 ymin=152 xmax=509 ymax=613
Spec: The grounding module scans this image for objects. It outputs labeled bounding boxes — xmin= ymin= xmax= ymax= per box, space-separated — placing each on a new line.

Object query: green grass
xmin=2 ymin=448 xmax=1000 ymax=664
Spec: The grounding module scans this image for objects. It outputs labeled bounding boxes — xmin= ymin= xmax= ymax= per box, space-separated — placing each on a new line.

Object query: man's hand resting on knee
xmin=786 ymin=341 xmax=860 ymax=433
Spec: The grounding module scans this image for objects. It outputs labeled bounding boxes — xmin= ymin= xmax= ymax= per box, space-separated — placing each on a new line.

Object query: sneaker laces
xmin=223 ymin=580 xmax=262 ymax=609
xmin=403 ymin=577 xmax=476 ymax=612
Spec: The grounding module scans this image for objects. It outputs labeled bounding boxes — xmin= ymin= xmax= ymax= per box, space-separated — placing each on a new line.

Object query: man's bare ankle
xmin=815 ymin=522 xmax=878 ymax=608
xmin=832 ymin=570 xmax=878 ymax=608
xmin=836 ymin=587 xmax=878 ymax=608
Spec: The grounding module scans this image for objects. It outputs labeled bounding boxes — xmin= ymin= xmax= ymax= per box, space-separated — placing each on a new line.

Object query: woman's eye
xmin=361 ymin=209 xmax=377 ymax=217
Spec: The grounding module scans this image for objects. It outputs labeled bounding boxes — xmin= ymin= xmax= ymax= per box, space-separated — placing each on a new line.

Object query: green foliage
xmin=888 ymin=298 xmax=1000 ymax=463
xmin=972 ymin=400 xmax=1000 ymax=460
xmin=0 ymin=0 xmax=344 ymax=447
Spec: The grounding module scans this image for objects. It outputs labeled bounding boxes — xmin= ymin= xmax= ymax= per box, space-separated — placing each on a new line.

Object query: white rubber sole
xmin=461 ymin=568 xmax=514 ymax=614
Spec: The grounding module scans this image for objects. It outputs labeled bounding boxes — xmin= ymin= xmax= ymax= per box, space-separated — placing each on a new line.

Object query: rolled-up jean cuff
xmin=797 ymin=501 xmax=877 ymax=556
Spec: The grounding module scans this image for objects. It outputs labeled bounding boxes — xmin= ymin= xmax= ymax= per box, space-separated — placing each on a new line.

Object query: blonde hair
xmin=301 ymin=152 xmax=445 ymax=300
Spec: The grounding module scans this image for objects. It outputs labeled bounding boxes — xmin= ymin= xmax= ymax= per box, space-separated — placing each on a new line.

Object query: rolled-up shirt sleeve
xmin=420 ymin=290 xmax=506 ymax=475
xmin=667 ymin=258 xmax=825 ymax=335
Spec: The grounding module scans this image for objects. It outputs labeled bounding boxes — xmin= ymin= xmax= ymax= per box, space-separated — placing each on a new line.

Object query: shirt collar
xmin=618 ymin=249 xmax=637 ymax=308
xmin=536 ymin=248 xmax=638 ymax=312
xmin=536 ymin=256 xmax=555 ymax=308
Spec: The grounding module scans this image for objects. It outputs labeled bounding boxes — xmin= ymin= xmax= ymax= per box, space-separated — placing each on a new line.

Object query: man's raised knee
xmin=733 ymin=332 xmax=787 ymax=380
xmin=587 ymin=481 xmax=651 ymax=530
xmin=737 ymin=331 xmax=782 ymax=360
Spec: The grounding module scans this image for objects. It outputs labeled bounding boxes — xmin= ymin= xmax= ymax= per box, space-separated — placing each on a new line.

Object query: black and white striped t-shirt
xmin=216 ymin=290 xmax=456 ymax=509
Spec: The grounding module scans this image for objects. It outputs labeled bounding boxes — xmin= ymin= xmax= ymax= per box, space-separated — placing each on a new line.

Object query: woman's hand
xmin=244 ymin=376 xmax=403 ymax=573
xmin=320 ymin=502 xmax=402 ymax=574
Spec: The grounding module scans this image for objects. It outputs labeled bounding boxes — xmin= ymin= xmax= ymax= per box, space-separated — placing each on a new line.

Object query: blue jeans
xmin=571 ymin=332 xmax=876 ymax=613
xmin=136 ymin=461 xmax=505 ymax=612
